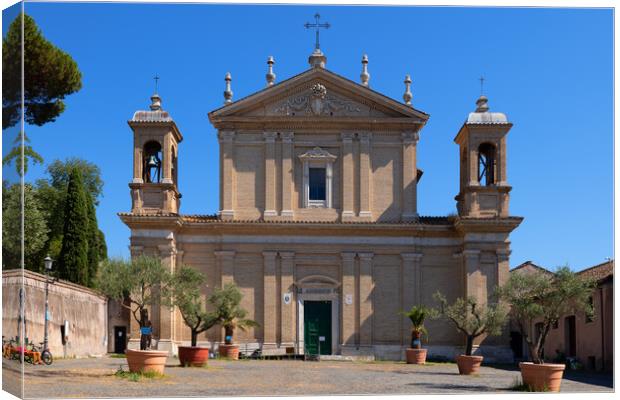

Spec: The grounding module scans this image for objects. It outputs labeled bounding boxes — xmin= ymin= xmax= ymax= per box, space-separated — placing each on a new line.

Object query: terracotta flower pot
xmin=219 ymin=344 xmax=239 ymax=360
xmin=519 ymin=362 xmax=566 ymax=392
xmin=178 ymin=346 xmax=210 ymax=367
xmin=125 ymin=349 xmax=168 ymax=374
xmin=406 ymin=348 xmax=427 ymax=364
xmin=456 ymin=355 xmax=483 ymax=375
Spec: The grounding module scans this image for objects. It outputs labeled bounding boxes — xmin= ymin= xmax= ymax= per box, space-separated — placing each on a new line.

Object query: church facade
xmin=119 ymin=47 xmax=522 ymax=361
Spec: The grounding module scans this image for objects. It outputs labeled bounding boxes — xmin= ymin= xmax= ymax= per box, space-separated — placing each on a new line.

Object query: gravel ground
xmin=2 ymin=355 xmax=613 ymax=398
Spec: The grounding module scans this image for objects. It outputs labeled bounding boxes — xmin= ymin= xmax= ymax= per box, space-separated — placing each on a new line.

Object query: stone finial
xmin=266 ymin=56 xmax=276 ymax=87
xmin=475 ymin=95 xmax=489 ymax=112
xmin=360 ymin=54 xmax=370 ymax=87
xmin=223 ymin=72 xmax=233 ymax=105
xmin=308 ymin=48 xmax=327 ymax=69
xmin=403 ymin=74 xmax=413 ymax=106
xmin=149 ymin=93 xmax=162 ymax=111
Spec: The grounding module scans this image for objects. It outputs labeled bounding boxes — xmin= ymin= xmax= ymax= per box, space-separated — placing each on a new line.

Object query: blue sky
xmin=2 ymin=3 xmax=613 ymax=271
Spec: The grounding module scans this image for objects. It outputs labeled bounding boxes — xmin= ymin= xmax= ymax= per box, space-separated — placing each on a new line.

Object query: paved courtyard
xmin=2 ymin=355 xmax=613 ymax=398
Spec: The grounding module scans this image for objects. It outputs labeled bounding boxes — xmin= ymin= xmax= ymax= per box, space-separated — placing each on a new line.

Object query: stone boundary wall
xmin=2 ymin=269 xmax=108 ymax=358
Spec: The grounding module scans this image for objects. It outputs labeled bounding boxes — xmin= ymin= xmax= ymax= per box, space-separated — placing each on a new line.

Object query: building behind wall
xmin=509 ymin=260 xmax=613 ymax=372
xmin=119 ymin=45 xmax=522 ymax=361
xmin=2 ymin=269 xmax=108 ymax=358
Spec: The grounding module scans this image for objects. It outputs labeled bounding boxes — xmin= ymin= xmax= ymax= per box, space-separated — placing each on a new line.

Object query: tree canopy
xmin=2 ymin=182 xmax=49 ymax=271
xmin=169 ymin=266 xmax=219 ymax=347
xmin=2 ymin=131 xmax=43 ymax=177
xmin=497 ymin=266 xmax=595 ymax=364
xmin=3 ymin=13 xmax=82 ymax=129
xmin=208 ymin=283 xmax=259 ymax=344
xmin=433 ymin=291 xmax=508 ymax=356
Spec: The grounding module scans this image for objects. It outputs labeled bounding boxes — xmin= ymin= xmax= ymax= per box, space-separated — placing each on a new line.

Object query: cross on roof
xmin=154 ymin=74 xmax=160 ymax=93
xmin=479 ymin=76 xmax=485 ymax=95
xmin=304 ymin=13 xmax=330 ymax=51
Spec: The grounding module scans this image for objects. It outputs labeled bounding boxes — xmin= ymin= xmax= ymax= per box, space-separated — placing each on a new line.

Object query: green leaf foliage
xmin=85 ymin=191 xmax=100 ymax=287
xmin=433 ymin=291 xmax=508 ymax=356
xmin=208 ymin=283 xmax=259 ymax=343
xmin=3 ymin=13 xmax=82 ymax=129
xmin=97 ymin=255 xmax=173 ymax=326
xmin=45 ymin=158 xmax=103 ymax=205
xmin=169 ymin=266 xmax=219 ymax=346
xmin=2 ymin=182 xmax=49 ymax=271
xmin=497 ymin=266 xmax=596 ymax=364
xmin=57 ymin=167 xmax=89 ymax=285
xmin=400 ymin=305 xmax=437 ymax=337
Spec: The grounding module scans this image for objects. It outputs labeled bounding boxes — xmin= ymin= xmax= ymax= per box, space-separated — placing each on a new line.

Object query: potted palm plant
xmin=497 ymin=266 xmax=595 ymax=392
xmin=433 ymin=291 xmax=507 ymax=375
xmin=169 ymin=266 xmax=219 ymax=367
xmin=400 ymin=305 xmax=437 ymax=364
xmin=97 ymin=255 xmax=173 ymax=374
xmin=209 ymin=283 xmax=259 ymax=360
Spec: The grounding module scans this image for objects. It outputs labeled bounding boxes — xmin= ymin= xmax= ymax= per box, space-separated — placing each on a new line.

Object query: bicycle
xmin=28 ymin=342 xmax=53 ymax=365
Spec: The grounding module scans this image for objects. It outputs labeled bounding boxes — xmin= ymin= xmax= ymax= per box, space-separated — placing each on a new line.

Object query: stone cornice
xmin=210 ymin=116 xmax=425 ymax=132
xmin=453 ymin=216 xmax=523 ymax=235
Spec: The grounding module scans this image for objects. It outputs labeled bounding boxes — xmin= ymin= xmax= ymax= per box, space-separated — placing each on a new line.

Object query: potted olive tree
xmin=209 ymin=283 xmax=259 ymax=360
xmin=433 ymin=291 xmax=507 ymax=375
xmin=497 ymin=266 xmax=595 ymax=392
xmin=98 ymin=255 xmax=173 ymax=374
xmin=401 ymin=305 xmax=437 ymax=364
xmin=169 ymin=266 xmax=219 ymax=367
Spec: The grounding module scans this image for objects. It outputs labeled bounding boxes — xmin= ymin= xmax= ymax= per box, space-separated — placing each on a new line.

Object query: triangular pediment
xmin=208 ymin=67 xmax=429 ymax=122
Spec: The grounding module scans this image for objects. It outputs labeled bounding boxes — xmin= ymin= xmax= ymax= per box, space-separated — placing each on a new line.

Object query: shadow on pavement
xmin=406 ymin=382 xmax=500 ymax=392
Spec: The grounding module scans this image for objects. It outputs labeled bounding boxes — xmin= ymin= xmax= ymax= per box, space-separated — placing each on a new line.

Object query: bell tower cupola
xmin=128 ymin=91 xmax=183 ymax=214
xmin=454 ymin=94 xmax=513 ymax=218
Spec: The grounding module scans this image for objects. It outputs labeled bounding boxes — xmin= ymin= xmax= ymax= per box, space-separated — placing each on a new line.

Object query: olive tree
xmin=97 ymin=255 xmax=173 ymax=350
xmin=433 ymin=291 xmax=508 ymax=356
xmin=497 ymin=266 xmax=595 ymax=364
xmin=168 ymin=266 xmax=219 ymax=347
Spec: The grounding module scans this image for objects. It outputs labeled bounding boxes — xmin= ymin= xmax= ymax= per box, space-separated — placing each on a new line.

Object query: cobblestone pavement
xmin=2 ymin=356 xmax=613 ymax=398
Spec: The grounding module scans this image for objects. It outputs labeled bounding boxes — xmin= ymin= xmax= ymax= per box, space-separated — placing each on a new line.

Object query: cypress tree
xmin=57 ymin=168 xmax=89 ymax=285
xmin=85 ymin=191 xmax=99 ymax=288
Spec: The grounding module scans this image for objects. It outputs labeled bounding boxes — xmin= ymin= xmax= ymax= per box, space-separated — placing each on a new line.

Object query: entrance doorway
xmin=114 ymin=326 xmax=127 ymax=354
xmin=304 ymin=301 xmax=332 ymax=355
xmin=565 ymin=316 xmax=576 ymax=357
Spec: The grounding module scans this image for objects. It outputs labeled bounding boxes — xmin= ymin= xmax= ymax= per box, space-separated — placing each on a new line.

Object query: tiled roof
xmin=577 ymin=260 xmax=614 ymax=283
xmin=119 ymin=212 xmax=452 ymax=225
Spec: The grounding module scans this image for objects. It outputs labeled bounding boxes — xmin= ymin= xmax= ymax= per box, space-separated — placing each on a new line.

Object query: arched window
xmin=143 ymin=141 xmax=162 ymax=183
xmin=478 ymin=142 xmax=496 ymax=186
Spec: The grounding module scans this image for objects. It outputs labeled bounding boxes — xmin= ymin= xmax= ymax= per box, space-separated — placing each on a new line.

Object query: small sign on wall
xmin=345 ymin=294 xmax=353 ymax=305
xmin=283 ymin=292 xmax=292 ymax=305
xmin=319 ymin=336 xmax=325 ymax=342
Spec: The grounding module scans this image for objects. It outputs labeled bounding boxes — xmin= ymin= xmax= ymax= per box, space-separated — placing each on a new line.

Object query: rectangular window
xmin=309 ymin=167 xmax=326 ymax=201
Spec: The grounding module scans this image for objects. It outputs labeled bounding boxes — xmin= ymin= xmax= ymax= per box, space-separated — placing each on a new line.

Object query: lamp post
xmin=43 ymin=256 xmax=53 ymax=352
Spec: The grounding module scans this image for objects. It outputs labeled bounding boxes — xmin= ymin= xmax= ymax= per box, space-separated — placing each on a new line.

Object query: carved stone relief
xmin=269 ymin=83 xmax=370 ymax=117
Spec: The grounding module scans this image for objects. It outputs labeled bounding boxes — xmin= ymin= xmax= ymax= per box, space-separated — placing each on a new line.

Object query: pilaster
xmin=341 ymin=132 xmax=355 ymax=220
xmin=264 ymin=132 xmax=278 ymax=218
xmin=463 ymin=249 xmax=482 ymax=302
xmin=215 ymin=250 xmax=235 ymax=286
xmin=161 ymin=134 xmax=173 ymax=184
xmin=157 ymin=242 xmax=177 ymax=353
xmin=279 ymin=251 xmax=295 ymax=345
xmin=358 ymin=132 xmax=372 ymax=220
xmin=401 ymin=252 xmax=422 ymax=346
xmin=263 ymin=251 xmax=278 ymax=345
xmin=358 ymin=252 xmax=374 ymax=347
xmin=341 ymin=252 xmax=357 ymax=346
xmin=280 ymin=132 xmax=294 ymax=218
xmin=219 ymin=131 xmax=235 ymax=220
xmin=401 ymin=131 xmax=419 ymax=221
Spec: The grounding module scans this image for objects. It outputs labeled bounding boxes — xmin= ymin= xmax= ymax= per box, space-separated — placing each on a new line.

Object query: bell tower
xmin=454 ymin=95 xmax=513 ymax=218
xmin=128 ymin=92 xmax=183 ymax=214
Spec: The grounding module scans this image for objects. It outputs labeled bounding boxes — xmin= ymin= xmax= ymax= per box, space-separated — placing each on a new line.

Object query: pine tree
xmin=57 ymin=168 xmax=89 ymax=285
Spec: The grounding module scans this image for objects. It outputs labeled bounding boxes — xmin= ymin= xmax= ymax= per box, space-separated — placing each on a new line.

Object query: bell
xmin=147 ymin=155 xmax=159 ymax=168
